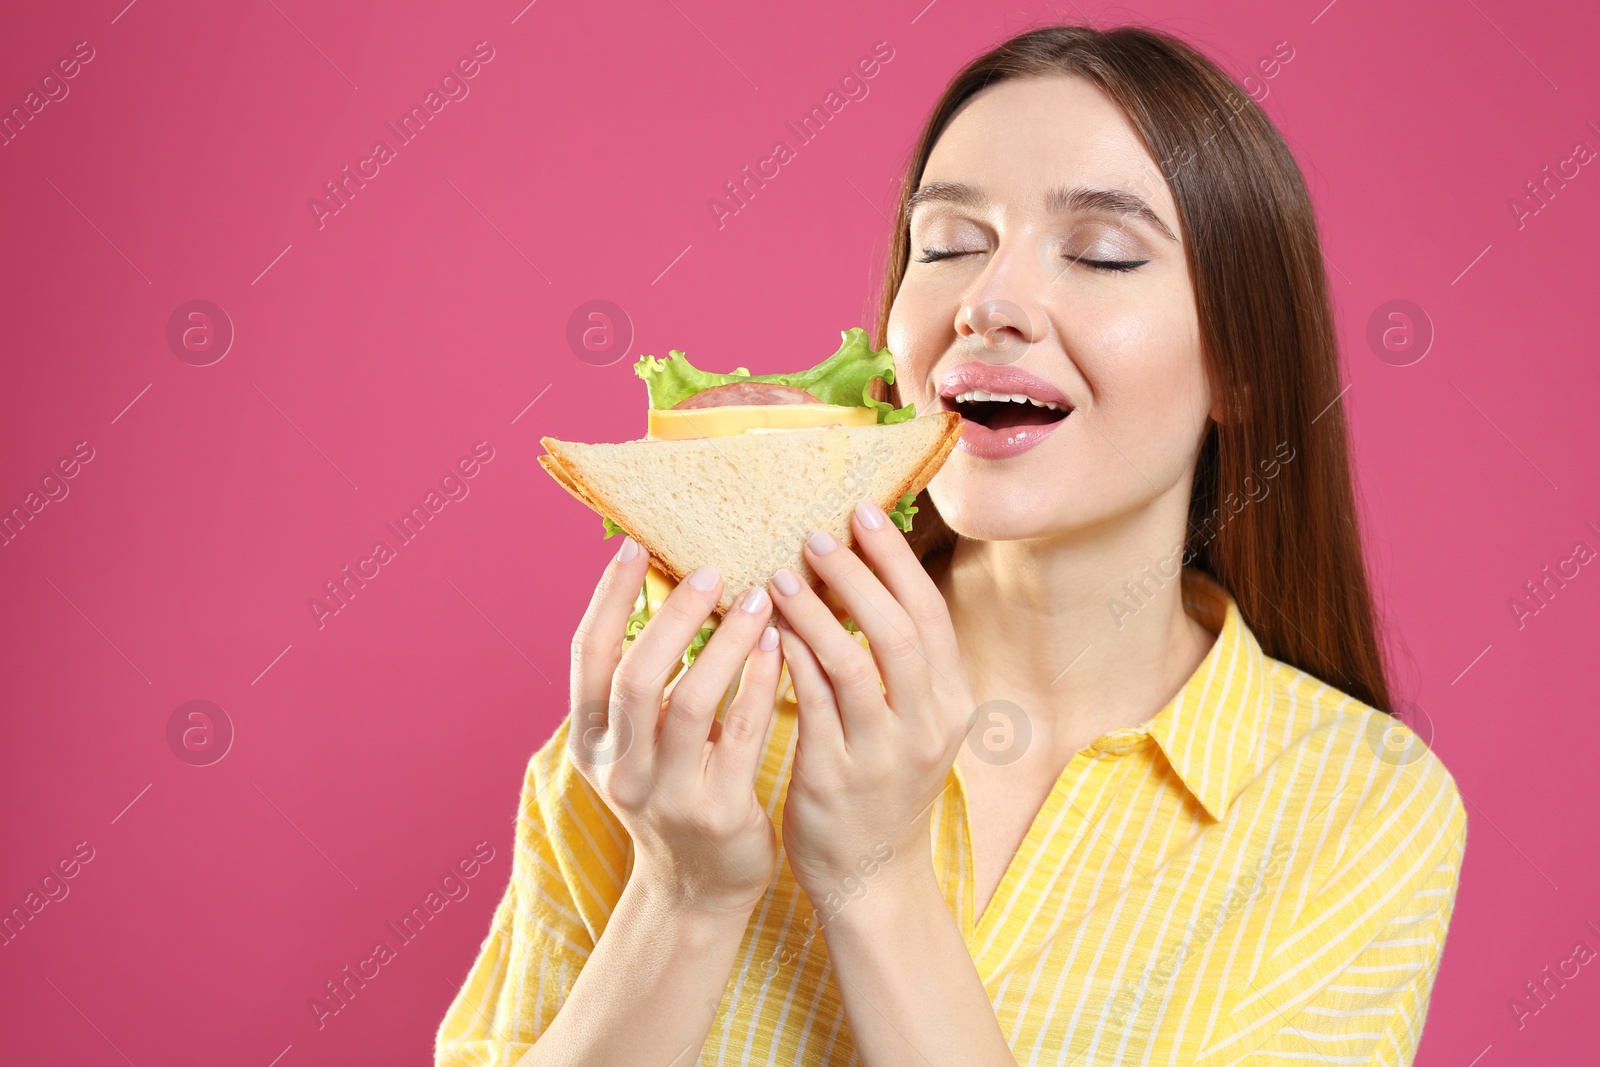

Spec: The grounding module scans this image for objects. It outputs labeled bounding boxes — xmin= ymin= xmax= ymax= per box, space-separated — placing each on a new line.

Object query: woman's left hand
xmin=767 ymin=497 xmax=976 ymax=910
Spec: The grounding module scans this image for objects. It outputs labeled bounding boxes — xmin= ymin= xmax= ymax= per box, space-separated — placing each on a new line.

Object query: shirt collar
xmin=1130 ymin=567 xmax=1272 ymax=822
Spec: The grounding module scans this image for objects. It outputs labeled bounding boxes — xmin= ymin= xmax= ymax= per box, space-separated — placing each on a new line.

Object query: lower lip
xmin=951 ymin=409 xmax=1070 ymax=459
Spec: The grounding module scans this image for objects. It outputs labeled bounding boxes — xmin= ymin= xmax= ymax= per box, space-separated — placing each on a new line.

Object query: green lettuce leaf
xmin=633 ymin=327 xmax=916 ymax=424
xmin=683 ymin=624 xmax=716 ymax=667
xmin=601 ymin=516 xmax=627 ymax=539
xmin=623 ymin=577 xmax=651 ymax=639
xmin=621 ymin=576 xmax=718 ymax=669
xmin=887 ymin=492 xmax=919 ymax=532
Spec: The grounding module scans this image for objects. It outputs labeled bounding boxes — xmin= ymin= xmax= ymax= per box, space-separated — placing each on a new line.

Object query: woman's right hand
xmin=567 ymin=534 xmax=785 ymax=915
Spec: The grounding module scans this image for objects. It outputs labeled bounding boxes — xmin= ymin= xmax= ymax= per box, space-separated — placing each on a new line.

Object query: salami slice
xmin=673 ymin=382 xmax=823 ymax=409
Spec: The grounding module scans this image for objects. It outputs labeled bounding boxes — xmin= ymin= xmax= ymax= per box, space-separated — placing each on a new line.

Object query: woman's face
xmin=888 ymin=74 xmax=1218 ymax=544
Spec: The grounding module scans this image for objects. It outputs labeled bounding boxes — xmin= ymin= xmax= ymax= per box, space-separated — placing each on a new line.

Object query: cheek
xmin=1069 ymin=301 xmax=1210 ymax=490
xmin=1078 ymin=300 xmax=1206 ymax=422
xmin=887 ymin=292 xmax=946 ymax=403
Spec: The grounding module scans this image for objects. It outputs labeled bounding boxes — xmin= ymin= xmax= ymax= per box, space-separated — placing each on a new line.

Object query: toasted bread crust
xmin=539 ymin=442 xmax=701 ymax=593
xmin=883 ymin=410 xmax=962 ymax=520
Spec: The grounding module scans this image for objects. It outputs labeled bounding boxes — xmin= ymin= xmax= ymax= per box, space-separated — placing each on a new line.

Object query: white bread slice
xmin=539 ymin=411 xmax=962 ymax=616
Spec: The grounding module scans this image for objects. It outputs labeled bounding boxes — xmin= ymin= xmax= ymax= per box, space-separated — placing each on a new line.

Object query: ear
xmin=1210 ymin=381 xmax=1249 ymax=426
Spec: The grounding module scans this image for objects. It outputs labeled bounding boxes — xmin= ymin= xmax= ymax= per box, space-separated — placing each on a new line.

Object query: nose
xmin=955 ymin=296 xmax=1047 ymax=364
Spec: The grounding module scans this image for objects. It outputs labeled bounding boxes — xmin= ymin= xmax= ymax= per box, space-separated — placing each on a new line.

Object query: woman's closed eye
xmin=911 ymin=246 xmax=976 ymax=264
xmin=1062 ymin=254 xmax=1148 ymax=272
xmin=913 ymin=246 xmax=1149 ymax=272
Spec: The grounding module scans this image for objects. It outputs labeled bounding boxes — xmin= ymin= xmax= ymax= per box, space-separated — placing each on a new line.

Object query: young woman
xmin=438 ymin=24 xmax=1465 ymax=1067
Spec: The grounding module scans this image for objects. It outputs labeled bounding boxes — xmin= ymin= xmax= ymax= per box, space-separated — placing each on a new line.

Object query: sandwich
xmin=537 ymin=327 xmax=961 ymax=669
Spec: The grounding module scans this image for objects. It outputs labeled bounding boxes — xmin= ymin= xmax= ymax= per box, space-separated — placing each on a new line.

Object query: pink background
xmin=2 ymin=0 xmax=1596 ymax=1063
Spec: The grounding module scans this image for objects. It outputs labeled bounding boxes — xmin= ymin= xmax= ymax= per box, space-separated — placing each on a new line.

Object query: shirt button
xmin=1088 ymin=728 xmax=1149 ymax=758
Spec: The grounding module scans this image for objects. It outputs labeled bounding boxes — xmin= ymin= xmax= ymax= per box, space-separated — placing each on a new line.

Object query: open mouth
xmin=945 ymin=390 xmax=1073 ymax=430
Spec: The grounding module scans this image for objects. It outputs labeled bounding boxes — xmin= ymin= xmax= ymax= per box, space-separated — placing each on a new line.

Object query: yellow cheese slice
xmin=647 ymin=403 xmax=877 ymax=441
xmin=643 ymin=562 xmax=675 ymax=615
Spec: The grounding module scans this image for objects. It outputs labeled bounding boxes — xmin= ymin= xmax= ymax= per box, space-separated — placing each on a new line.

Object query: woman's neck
xmin=933 ymin=512 xmax=1216 ymax=764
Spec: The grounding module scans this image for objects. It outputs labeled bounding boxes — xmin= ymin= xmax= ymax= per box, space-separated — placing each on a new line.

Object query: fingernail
xmin=806 ymin=529 xmax=839 ymax=555
xmin=615 ymin=535 xmax=639 ymax=562
xmin=772 ymin=568 xmax=801 ymax=596
xmin=760 ymin=625 xmax=779 ymax=651
xmin=738 ymin=586 xmax=770 ymax=614
xmin=686 ymin=565 xmax=719 ymax=591
xmin=855 ymin=499 xmax=886 ymax=530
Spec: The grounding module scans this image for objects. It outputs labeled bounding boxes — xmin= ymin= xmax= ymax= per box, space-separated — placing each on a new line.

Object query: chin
xmin=928 ymin=468 xmax=1067 ymax=543
xmin=931 ymin=450 xmax=1152 ymax=545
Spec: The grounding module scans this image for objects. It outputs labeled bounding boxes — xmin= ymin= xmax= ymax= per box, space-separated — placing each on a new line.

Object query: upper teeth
xmin=951 ymin=389 xmax=1067 ymax=411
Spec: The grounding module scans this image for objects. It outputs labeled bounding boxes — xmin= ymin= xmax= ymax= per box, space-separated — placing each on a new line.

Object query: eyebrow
xmin=906 ymin=180 xmax=1178 ymax=242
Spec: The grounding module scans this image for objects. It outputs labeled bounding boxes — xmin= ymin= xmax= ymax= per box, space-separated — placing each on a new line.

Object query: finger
xmin=611 ymin=564 xmax=723 ymax=764
xmin=770 ymin=566 xmax=887 ymax=737
xmin=705 ymin=623 xmax=785 ymax=795
xmin=568 ymin=536 xmax=652 ymax=770
xmin=799 ymin=524 xmax=933 ymax=710
xmin=849 ymin=498 xmax=963 ymax=668
xmin=656 ymin=585 xmax=772 ymax=793
xmin=776 ymin=623 xmax=845 ymax=756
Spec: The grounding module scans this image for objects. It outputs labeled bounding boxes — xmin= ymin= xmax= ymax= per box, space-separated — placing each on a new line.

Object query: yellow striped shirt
xmin=437 ymin=567 xmax=1466 ymax=1066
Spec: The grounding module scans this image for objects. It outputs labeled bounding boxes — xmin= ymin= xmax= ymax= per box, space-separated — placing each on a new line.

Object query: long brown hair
xmin=875 ymin=24 xmax=1394 ymax=714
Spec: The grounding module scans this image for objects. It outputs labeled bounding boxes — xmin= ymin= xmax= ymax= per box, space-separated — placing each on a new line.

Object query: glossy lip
xmin=936 ymin=361 xmax=1074 ymax=460
xmin=937 ymin=362 xmax=1075 ymax=408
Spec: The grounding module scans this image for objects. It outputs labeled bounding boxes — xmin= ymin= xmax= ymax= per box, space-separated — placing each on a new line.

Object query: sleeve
xmin=1203 ymin=752 xmax=1468 ymax=1067
xmin=435 ymin=721 xmax=607 ymax=1067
